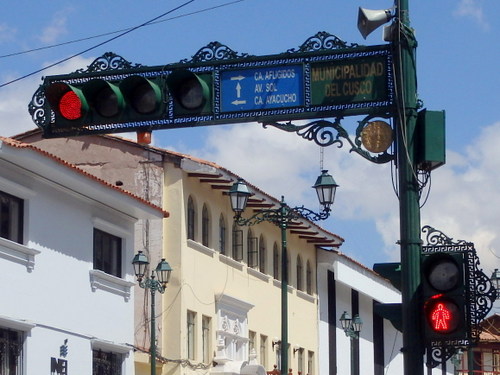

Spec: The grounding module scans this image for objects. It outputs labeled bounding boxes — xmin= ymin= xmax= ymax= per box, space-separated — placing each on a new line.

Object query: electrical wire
xmin=0 ymin=1 xmax=245 ymax=60
xmin=384 ymin=330 xmax=400 ymax=375
xmin=0 ymin=0 xmax=199 ymax=89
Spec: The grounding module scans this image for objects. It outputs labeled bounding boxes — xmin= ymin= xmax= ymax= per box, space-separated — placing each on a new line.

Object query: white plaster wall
xmin=317 ymin=250 xmax=405 ymax=375
xmin=0 ymin=159 xmax=137 ymax=374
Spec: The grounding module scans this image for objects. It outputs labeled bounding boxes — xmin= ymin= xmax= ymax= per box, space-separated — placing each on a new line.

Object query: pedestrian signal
xmin=420 ymin=251 xmax=468 ymax=343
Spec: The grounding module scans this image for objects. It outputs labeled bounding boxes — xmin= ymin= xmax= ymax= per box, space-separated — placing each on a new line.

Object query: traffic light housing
xmin=421 ymin=251 xmax=468 ymax=344
xmin=45 ymin=75 xmax=165 ymax=129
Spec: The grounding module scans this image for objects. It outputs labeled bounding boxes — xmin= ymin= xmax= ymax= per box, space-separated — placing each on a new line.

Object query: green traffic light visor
xmin=166 ymin=69 xmax=210 ymax=111
xmin=120 ymin=75 xmax=162 ymax=115
xmin=83 ymin=79 xmax=125 ymax=118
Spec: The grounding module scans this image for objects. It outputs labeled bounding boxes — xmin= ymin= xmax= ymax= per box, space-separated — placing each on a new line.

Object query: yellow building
xmin=16 ymin=131 xmax=343 ymax=375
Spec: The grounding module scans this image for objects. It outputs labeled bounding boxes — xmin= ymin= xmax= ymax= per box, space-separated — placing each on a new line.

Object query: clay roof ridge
xmin=0 ymin=136 xmax=169 ymax=218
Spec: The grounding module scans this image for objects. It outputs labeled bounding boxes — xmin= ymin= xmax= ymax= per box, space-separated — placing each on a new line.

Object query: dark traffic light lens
xmin=427 ymin=259 xmax=460 ymax=292
xmin=59 ymin=91 xmax=83 ymax=120
xmin=178 ymin=78 xmax=204 ymax=110
xmin=130 ymin=82 xmax=157 ymax=114
xmin=94 ymin=86 xmax=120 ymax=118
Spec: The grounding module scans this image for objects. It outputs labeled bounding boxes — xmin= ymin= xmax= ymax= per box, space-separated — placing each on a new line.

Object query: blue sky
xmin=0 ymin=0 xmax=499 ymax=284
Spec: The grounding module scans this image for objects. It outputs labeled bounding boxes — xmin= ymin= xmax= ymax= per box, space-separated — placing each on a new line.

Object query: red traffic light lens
xmin=425 ymin=296 xmax=460 ymax=333
xmin=59 ymin=91 xmax=83 ymax=120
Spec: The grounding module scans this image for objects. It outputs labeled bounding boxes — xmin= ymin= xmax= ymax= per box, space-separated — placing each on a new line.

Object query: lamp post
xmin=340 ymin=311 xmax=363 ymax=375
xmin=132 ymin=251 xmax=173 ymax=375
xmin=228 ymin=170 xmax=338 ymax=375
xmin=358 ymin=0 xmax=422 ymax=373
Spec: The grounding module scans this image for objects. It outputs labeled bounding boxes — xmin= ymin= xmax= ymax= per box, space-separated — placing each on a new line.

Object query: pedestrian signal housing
xmin=421 ymin=251 xmax=468 ymax=343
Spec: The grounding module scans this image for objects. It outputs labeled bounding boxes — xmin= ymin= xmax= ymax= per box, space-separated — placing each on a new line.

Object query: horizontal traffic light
xmin=43 ymin=70 xmax=214 ymax=130
xmin=45 ymin=75 xmax=166 ymax=129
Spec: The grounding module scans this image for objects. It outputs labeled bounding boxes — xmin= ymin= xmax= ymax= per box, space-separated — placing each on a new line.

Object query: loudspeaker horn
xmin=357 ymin=7 xmax=393 ymax=39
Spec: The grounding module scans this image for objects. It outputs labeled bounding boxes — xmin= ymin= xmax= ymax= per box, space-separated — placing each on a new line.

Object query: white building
xmin=0 ymin=137 xmax=166 ymax=374
xmin=317 ymin=250 xmax=403 ymax=375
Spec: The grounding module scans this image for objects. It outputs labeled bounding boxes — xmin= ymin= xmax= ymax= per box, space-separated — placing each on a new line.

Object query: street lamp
xmin=340 ymin=311 xmax=363 ymax=338
xmin=491 ymin=269 xmax=500 ymax=300
xmin=340 ymin=311 xmax=363 ymax=375
xmin=132 ymin=251 xmax=173 ymax=375
xmin=228 ymin=170 xmax=338 ymax=375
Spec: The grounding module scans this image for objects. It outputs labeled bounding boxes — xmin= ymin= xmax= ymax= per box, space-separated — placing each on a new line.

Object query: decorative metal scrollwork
xmin=287 ymin=31 xmax=359 ymax=53
xmin=181 ymin=41 xmax=251 ymax=63
xmin=264 ymin=115 xmax=394 ymax=164
xmin=28 ymin=85 xmax=50 ymax=129
xmin=422 ymin=225 xmax=469 ymax=246
xmin=428 ymin=346 xmax=459 ymax=369
xmin=75 ymin=52 xmax=142 ymax=74
xmin=235 ymin=198 xmax=330 ymax=229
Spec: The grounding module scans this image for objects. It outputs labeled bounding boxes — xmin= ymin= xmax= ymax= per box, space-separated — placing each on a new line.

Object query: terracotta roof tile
xmin=0 ymin=136 xmax=169 ymax=218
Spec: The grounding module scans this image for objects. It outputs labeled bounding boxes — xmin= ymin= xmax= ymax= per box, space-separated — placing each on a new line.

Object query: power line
xmin=0 ymin=0 xmax=195 ymax=88
xmin=0 ymin=0 xmax=246 ymax=89
xmin=0 ymin=0 xmax=244 ymax=60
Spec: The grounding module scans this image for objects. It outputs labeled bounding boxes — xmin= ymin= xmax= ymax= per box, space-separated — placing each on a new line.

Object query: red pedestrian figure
xmin=431 ymin=303 xmax=451 ymax=330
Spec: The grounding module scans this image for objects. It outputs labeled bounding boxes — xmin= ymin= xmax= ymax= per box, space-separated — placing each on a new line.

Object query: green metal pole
xmin=151 ymin=278 xmax=157 ymax=375
xmin=280 ymin=201 xmax=289 ymax=375
xmin=394 ymin=0 xmax=424 ymax=374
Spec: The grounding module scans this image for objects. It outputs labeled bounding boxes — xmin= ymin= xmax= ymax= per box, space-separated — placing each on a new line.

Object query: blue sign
xmin=220 ymin=66 xmax=304 ymax=112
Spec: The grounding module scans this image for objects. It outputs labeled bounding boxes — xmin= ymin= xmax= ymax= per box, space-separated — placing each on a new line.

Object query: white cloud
xmin=39 ymin=9 xmax=73 ymax=44
xmin=453 ymin=0 xmax=490 ymax=30
xmin=422 ymin=121 xmax=500 ymax=272
xmin=0 ymin=23 xmax=17 ymax=44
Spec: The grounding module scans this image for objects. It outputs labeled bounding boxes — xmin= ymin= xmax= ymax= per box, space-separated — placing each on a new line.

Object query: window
xmin=187 ymin=196 xmax=196 ymax=240
xmin=202 ymin=204 xmax=210 ymax=247
xmin=260 ymin=335 xmax=267 ymax=368
xmin=258 ymin=235 xmax=266 ymax=273
xmin=297 ymin=256 xmax=303 ymax=291
xmin=219 ymin=214 xmax=226 ymax=255
xmin=306 ymin=261 xmax=313 ymax=294
xmin=307 ymin=351 xmax=314 ymax=375
xmin=202 ymin=316 xmax=211 ymax=363
xmin=297 ymin=348 xmax=304 ymax=374
xmin=92 ymin=349 xmax=122 ymax=375
xmin=273 ymin=243 xmax=280 ymax=280
xmin=187 ymin=311 xmax=196 ymax=360
xmin=0 ymin=327 xmax=23 ymax=375
xmin=232 ymin=224 xmax=243 ymax=261
xmin=493 ymin=350 xmax=500 ymax=373
xmin=249 ymin=330 xmax=256 ymax=357
xmin=0 ymin=191 xmax=23 ymax=244
xmin=93 ymin=228 xmax=122 ymax=278
xmin=247 ymin=229 xmax=258 ymax=267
